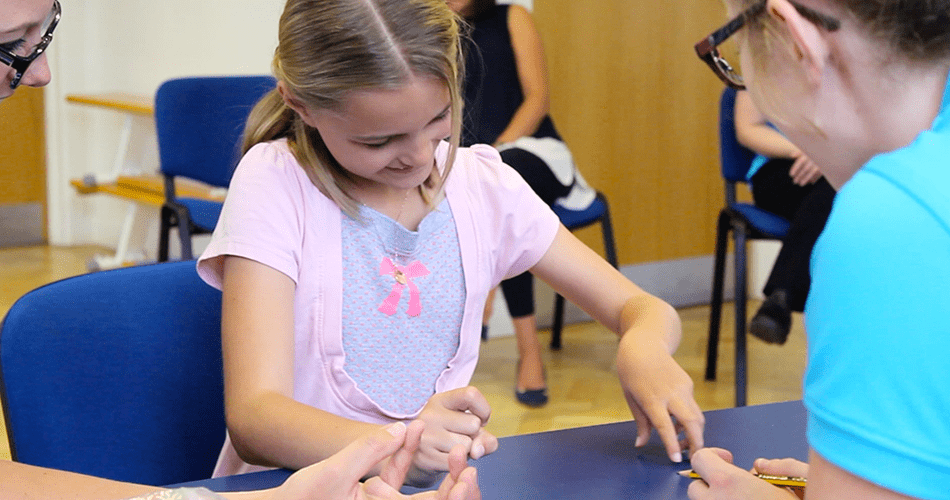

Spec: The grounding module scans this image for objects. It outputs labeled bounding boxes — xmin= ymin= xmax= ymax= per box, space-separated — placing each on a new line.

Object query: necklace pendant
xmin=393 ymin=268 xmax=408 ymax=285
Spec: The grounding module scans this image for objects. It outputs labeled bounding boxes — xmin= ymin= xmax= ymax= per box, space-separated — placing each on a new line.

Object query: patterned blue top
xmin=341 ymin=200 xmax=465 ymax=415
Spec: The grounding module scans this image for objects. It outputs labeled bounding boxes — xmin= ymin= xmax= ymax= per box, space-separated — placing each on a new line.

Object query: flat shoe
xmin=515 ymin=387 xmax=548 ymax=407
xmin=515 ymin=360 xmax=548 ymax=407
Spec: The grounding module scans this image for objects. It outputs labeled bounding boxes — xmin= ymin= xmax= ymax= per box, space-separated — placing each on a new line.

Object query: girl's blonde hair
xmin=243 ymin=0 xmax=464 ymax=216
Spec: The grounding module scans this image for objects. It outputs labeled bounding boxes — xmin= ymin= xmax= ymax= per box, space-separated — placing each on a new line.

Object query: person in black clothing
xmin=450 ymin=0 xmax=599 ymax=407
xmin=734 ymin=90 xmax=836 ymax=344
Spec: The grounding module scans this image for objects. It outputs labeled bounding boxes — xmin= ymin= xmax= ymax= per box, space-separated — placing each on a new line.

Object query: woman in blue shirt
xmin=689 ymin=0 xmax=950 ymax=499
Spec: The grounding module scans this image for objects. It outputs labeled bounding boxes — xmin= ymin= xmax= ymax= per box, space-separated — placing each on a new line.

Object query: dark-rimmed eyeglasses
xmin=0 ymin=0 xmax=61 ymax=89
xmin=694 ymin=0 xmax=840 ymax=90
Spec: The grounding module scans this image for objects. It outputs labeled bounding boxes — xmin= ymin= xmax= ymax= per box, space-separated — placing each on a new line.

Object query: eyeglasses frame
xmin=0 ymin=0 xmax=62 ymax=89
xmin=694 ymin=0 xmax=841 ymax=90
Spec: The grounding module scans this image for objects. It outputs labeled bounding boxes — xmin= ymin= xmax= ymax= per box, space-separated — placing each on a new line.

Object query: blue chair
xmin=549 ymin=191 xmax=618 ymax=349
xmin=0 ymin=261 xmax=225 ymax=485
xmin=706 ymin=88 xmax=791 ymax=407
xmin=157 ymin=75 xmax=277 ymax=261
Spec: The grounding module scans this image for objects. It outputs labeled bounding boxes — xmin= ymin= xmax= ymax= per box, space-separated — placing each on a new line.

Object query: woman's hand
xmin=270 ymin=421 xmax=480 ymax=500
xmin=686 ymin=448 xmax=803 ymax=500
xmin=413 ymin=387 xmax=498 ymax=476
xmin=788 ymin=151 xmax=823 ymax=186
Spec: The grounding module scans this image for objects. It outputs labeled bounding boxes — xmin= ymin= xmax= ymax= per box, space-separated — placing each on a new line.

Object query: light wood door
xmin=533 ymin=1 xmax=727 ymax=265
xmin=0 ymin=87 xmax=46 ymax=247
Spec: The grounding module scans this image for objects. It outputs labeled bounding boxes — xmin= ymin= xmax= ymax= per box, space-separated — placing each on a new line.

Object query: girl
xmin=689 ymin=0 xmax=950 ymax=498
xmin=197 ymin=0 xmax=703 ymax=483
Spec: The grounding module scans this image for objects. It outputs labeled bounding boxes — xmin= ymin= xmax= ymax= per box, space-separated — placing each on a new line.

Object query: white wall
xmin=45 ymin=0 xmax=534 ymax=255
xmin=45 ymin=0 xmax=284 ymax=252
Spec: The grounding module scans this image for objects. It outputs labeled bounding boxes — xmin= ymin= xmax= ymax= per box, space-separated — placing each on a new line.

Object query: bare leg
xmin=514 ymin=314 xmax=546 ymax=391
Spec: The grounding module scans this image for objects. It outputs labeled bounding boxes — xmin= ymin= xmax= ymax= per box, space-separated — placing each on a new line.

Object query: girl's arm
xmin=531 ymin=226 xmax=705 ymax=462
xmin=221 ymin=256 xmax=381 ymax=472
xmin=493 ymin=5 xmax=550 ymax=145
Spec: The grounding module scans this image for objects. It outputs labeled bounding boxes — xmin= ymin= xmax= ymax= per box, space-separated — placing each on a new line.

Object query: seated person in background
xmin=733 ymin=90 xmax=836 ymax=344
xmin=448 ymin=0 xmax=598 ymax=407
xmin=2 ymin=422 xmax=479 ymax=500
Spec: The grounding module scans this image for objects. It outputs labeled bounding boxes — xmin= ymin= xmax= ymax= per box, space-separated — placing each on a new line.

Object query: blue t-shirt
xmin=804 ymin=70 xmax=950 ymax=498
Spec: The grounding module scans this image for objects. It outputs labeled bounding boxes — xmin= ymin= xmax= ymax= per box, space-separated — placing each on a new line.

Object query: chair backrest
xmin=0 ymin=261 xmax=225 ymax=485
xmin=718 ymin=87 xmax=758 ymax=203
xmin=155 ymin=75 xmax=277 ymax=189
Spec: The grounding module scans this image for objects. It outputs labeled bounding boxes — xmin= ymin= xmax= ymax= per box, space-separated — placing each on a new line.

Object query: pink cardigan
xmin=198 ymin=139 xmax=560 ymax=476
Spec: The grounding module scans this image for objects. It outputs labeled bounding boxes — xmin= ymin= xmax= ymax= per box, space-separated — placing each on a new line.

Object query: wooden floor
xmin=0 ymin=245 xmax=806 ymax=461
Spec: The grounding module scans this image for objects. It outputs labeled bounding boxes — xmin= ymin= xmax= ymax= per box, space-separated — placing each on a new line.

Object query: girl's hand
xmin=616 ymin=336 xmax=704 ymax=463
xmin=414 ymin=387 xmax=498 ymax=475
xmin=686 ymin=448 xmax=801 ymax=500
xmin=788 ymin=152 xmax=823 ymax=186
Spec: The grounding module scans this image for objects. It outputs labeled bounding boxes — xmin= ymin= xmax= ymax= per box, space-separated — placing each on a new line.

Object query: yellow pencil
xmin=678 ymin=469 xmax=807 ymax=489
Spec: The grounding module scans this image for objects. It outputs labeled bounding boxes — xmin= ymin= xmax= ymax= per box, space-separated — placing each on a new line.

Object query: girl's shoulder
xmin=235 ymin=139 xmax=310 ymax=184
xmin=447 ymin=143 xmax=510 ymax=184
xmin=242 ymin=138 xmax=298 ymax=168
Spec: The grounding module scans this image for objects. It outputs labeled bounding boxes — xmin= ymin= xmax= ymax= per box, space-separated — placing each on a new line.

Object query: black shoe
xmin=481 ymin=325 xmax=489 ymax=342
xmin=514 ymin=360 xmax=548 ymax=407
xmin=749 ymin=289 xmax=792 ymax=345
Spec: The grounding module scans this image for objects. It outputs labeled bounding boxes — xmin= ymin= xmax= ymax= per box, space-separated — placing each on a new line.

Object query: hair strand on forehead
xmin=241 ymin=0 xmax=465 ymax=218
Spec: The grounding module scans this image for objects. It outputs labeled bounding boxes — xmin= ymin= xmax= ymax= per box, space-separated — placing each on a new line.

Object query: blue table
xmin=175 ymin=400 xmax=807 ymax=499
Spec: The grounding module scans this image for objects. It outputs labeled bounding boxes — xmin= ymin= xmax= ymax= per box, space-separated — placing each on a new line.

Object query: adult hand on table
xmin=272 ymin=420 xmax=480 ymax=500
xmin=617 ymin=335 xmax=705 ymax=463
xmin=686 ymin=448 xmax=803 ymax=500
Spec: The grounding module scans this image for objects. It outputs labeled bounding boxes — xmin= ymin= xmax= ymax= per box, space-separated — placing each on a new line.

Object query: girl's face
xmin=0 ymin=0 xmax=54 ymax=101
xmin=303 ymin=74 xmax=452 ymax=195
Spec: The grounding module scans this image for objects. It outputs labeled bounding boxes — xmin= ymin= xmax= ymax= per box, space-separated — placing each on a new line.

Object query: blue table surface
xmin=174 ymin=400 xmax=807 ymax=499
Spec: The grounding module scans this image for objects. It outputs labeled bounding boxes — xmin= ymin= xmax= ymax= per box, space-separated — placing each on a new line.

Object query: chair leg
xmin=550 ymin=294 xmax=565 ymax=350
xmin=158 ymin=205 xmax=174 ymax=263
xmin=599 ymin=194 xmax=619 ymax=268
xmin=165 ymin=204 xmax=195 ymax=261
xmin=705 ymin=211 xmax=730 ymax=381
xmin=734 ymin=224 xmax=749 ymax=407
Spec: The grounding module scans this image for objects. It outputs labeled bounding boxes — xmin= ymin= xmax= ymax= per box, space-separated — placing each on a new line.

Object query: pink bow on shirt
xmin=378 ymin=257 xmax=430 ymax=317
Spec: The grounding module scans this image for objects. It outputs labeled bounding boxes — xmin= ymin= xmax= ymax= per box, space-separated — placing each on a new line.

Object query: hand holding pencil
xmin=683 ymin=448 xmax=807 ymax=500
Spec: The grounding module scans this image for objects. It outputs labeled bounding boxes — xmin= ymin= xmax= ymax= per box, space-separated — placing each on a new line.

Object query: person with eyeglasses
xmin=689 ymin=0 xmax=950 ymax=499
xmin=0 ymin=2 xmax=480 ymax=499
xmin=0 ymin=0 xmax=57 ymax=101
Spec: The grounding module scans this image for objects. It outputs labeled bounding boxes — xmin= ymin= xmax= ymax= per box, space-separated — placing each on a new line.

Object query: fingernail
xmin=472 ymin=443 xmax=485 ymax=459
xmin=672 ymin=452 xmax=683 ymax=463
xmin=385 ymin=421 xmax=406 ymax=437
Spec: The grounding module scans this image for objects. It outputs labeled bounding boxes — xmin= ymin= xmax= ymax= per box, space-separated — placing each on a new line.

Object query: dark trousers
xmin=497 ymin=147 xmax=572 ymax=318
xmin=750 ymin=159 xmax=836 ymax=312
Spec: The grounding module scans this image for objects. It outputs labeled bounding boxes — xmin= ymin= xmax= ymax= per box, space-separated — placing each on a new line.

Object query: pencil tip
xmin=677 ymin=469 xmax=692 ymax=477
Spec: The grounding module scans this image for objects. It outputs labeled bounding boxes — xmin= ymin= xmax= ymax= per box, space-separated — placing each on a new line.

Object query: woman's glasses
xmin=0 ymin=0 xmax=61 ymax=89
xmin=693 ymin=0 xmax=840 ymax=90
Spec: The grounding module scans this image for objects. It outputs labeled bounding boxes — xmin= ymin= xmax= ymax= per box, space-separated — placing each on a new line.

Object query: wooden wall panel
xmin=0 ymin=87 xmax=46 ymax=207
xmin=533 ymin=0 xmax=727 ymax=265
